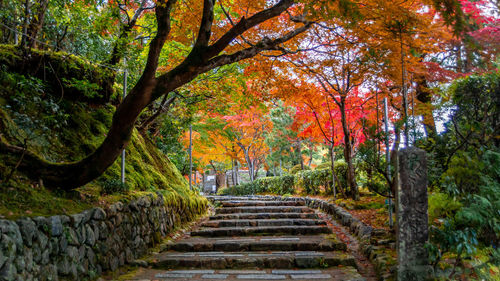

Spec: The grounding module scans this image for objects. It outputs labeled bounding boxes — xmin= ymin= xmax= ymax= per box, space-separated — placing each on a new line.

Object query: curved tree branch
xmin=3 ymin=0 xmax=310 ymax=190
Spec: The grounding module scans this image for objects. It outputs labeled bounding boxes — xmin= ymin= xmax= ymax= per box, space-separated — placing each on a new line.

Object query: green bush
xmin=255 ymin=176 xmax=295 ymax=194
xmin=333 ymin=160 xmax=348 ymax=190
xmin=290 ymin=164 xmax=311 ymax=175
xmin=365 ymin=173 xmax=389 ymax=195
xmin=295 ymin=161 xmax=348 ymax=195
xmin=218 ymin=183 xmax=255 ymax=196
xmin=428 ymin=192 xmax=462 ymax=223
xmin=295 ymin=168 xmax=331 ymax=195
xmin=100 ymin=179 xmax=130 ymax=195
xmin=315 ymin=162 xmax=332 ymax=170
xmin=218 ymin=175 xmax=295 ymax=196
xmin=219 ymin=161 xmax=347 ymax=197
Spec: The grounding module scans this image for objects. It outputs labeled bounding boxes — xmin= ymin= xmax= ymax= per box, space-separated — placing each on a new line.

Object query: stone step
xmin=202 ymin=219 xmax=326 ymax=228
xmin=190 ymin=225 xmax=332 ymax=237
xmin=220 ymin=201 xmax=305 ymax=207
xmin=152 ymin=251 xmax=357 ymax=270
xmin=165 ymin=235 xmax=346 ymax=252
xmin=210 ymin=212 xmax=319 ymax=220
xmin=127 ymin=267 xmax=365 ymax=280
xmin=208 ymin=196 xmax=278 ymax=201
xmin=215 ymin=206 xmax=312 ymax=214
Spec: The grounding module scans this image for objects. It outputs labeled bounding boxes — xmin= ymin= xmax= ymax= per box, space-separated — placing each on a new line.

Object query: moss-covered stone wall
xmin=0 ymin=49 xmax=195 ymax=219
xmin=0 ymin=44 xmax=114 ymax=104
xmin=0 ymin=192 xmax=208 ymax=281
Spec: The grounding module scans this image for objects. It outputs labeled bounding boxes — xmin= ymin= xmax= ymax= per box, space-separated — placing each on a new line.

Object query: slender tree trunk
xmin=329 ymin=142 xmax=337 ymax=197
xmin=23 ymin=0 xmax=49 ymax=49
xmin=279 ymin=157 xmax=283 ymax=177
xmin=253 ymin=158 xmax=260 ymax=180
xmin=235 ymin=160 xmax=239 ymax=185
xmin=308 ymin=141 xmax=313 ymax=167
xmin=298 ymin=141 xmax=304 ymax=170
xmin=339 ymin=97 xmax=359 ymax=200
xmin=243 ymin=149 xmax=254 ymax=182
xmin=20 ymin=0 xmax=29 ymax=47
xmin=415 ymin=75 xmax=437 ymax=138
xmin=230 ymin=158 xmax=234 ymax=186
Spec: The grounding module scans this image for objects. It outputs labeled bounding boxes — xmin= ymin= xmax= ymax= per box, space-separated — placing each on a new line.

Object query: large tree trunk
xmin=1 ymin=0 xmax=310 ymax=190
xmin=339 ymin=98 xmax=359 ymax=200
xmin=2 ymin=2 xmax=176 ymax=188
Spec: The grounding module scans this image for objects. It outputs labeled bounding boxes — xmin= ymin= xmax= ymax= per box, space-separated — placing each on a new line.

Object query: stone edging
xmin=0 ymin=192 xmax=207 ymax=281
xmin=207 ymin=195 xmax=395 ymax=280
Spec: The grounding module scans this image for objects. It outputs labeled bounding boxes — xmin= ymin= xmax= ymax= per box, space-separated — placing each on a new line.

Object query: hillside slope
xmin=0 ymin=45 xmax=206 ymax=219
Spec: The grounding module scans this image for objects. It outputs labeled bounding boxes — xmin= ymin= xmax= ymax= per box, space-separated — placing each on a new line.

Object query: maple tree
xmin=294 ymin=83 xmax=375 ymax=199
xmin=222 ymin=106 xmax=271 ymax=182
xmin=1 ymin=0 xmax=496 ymax=193
xmin=1 ymin=0 xmax=314 ymax=189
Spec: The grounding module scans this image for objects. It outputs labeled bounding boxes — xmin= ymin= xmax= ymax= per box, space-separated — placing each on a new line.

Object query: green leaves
xmin=218 ymin=175 xmax=295 ymax=196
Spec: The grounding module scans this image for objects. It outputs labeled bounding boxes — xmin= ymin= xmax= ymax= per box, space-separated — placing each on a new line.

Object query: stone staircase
xmin=139 ymin=196 xmax=366 ymax=280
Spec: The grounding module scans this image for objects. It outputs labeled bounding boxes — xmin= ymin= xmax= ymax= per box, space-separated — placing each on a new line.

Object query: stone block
xmin=155 ymin=273 xmax=194 ymax=278
xmin=168 ymin=270 xmax=215 ymax=274
xmin=237 ymin=274 xmax=286 ymax=279
xmin=201 ymin=274 xmax=228 ymax=279
xmin=219 ymin=270 xmax=265 ymax=274
xmin=0 ymin=262 xmax=17 ymax=281
xmin=271 ymin=269 xmax=322 ymax=274
xmin=291 ymin=274 xmax=332 ymax=279
xmin=16 ymin=219 xmax=36 ymax=247
xmin=49 ymin=216 xmax=63 ymax=237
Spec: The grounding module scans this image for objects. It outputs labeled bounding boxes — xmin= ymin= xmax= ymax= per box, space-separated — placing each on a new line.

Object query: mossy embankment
xmin=0 ymin=44 xmax=207 ymax=219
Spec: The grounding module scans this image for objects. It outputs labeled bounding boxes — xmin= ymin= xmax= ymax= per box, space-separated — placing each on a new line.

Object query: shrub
xmin=428 ymin=192 xmax=462 ymax=223
xmin=295 ymin=161 xmax=348 ymax=195
xmin=218 ymin=175 xmax=295 ymax=196
xmin=255 ymin=175 xmax=295 ymax=194
xmin=218 ymin=183 xmax=255 ymax=196
xmin=101 ymin=179 xmax=130 ymax=195
xmin=295 ymin=168 xmax=331 ymax=195
xmin=333 ymin=160 xmax=348 ymax=190
xmin=315 ymin=162 xmax=331 ymax=170
xmin=220 ymin=162 xmax=347 ymax=197
xmin=290 ymin=164 xmax=311 ymax=175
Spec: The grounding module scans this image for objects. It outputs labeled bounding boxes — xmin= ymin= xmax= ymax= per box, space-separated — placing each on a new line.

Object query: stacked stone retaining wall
xmin=0 ymin=192 xmax=207 ymax=281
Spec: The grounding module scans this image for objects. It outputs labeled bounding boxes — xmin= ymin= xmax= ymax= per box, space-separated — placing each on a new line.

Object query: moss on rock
xmin=0 ymin=49 xmax=206 ymax=219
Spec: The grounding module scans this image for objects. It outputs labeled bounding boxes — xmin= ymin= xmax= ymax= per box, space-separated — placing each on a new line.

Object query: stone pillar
xmin=396 ymin=147 xmax=433 ymax=280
